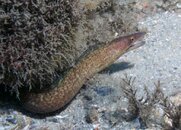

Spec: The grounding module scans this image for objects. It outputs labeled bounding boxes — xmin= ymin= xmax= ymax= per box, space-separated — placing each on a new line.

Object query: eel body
xmin=21 ymin=32 xmax=146 ymax=114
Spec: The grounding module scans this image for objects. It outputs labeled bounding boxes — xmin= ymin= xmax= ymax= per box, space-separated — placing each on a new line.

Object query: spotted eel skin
xmin=20 ymin=32 xmax=146 ymax=114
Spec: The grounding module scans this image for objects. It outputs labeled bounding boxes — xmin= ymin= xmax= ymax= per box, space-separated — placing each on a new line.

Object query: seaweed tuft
xmin=161 ymin=96 xmax=181 ymax=130
xmin=120 ymin=75 xmax=164 ymax=128
xmin=0 ymin=0 xmax=80 ymax=95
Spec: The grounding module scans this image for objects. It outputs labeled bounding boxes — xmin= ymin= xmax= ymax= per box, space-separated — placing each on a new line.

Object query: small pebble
xmin=6 ymin=115 xmax=17 ymax=124
xmin=94 ymin=86 xmax=114 ymax=96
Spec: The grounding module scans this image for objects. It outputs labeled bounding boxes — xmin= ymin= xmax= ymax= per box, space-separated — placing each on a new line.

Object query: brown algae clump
xmin=0 ymin=0 xmax=80 ymax=94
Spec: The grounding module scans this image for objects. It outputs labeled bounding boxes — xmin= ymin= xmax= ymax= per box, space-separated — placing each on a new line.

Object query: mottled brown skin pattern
xmin=21 ymin=32 xmax=146 ymax=114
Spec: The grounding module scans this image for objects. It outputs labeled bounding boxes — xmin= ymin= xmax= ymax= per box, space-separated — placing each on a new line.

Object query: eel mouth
xmin=128 ymin=32 xmax=146 ymax=51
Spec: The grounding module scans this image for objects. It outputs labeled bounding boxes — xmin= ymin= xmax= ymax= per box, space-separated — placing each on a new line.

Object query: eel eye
xmin=130 ymin=37 xmax=134 ymax=41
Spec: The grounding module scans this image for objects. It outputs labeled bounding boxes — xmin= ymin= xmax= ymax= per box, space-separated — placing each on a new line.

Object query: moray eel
xmin=21 ymin=32 xmax=146 ymax=114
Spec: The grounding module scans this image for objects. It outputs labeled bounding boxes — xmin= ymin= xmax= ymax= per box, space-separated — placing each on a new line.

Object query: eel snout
xmin=127 ymin=32 xmax=146 ymax=51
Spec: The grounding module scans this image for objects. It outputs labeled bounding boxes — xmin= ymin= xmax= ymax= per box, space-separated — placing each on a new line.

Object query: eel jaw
xmin=128 ymin=41 xmax=145 ymax=51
